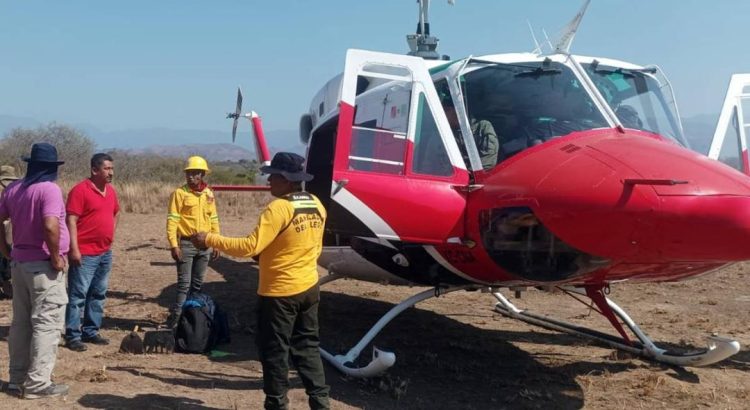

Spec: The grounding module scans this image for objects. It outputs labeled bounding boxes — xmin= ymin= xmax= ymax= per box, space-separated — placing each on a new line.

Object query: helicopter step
xmin=318 ymin=281 xmax=475 ymax=378
xmin=492 ymin=288 xmax=740 ymax=367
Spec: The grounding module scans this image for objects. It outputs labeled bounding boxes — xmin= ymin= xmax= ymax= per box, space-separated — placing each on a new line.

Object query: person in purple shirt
xmin=0 ymin=143 xmax=71 ymax=400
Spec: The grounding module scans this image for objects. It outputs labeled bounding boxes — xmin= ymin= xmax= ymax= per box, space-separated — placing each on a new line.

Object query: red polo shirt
xmin=66 ymin=179 xmax=120 ymax=255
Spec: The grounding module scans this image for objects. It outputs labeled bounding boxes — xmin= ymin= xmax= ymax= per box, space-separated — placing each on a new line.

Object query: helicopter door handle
xmin=332 ymin=179 xmax=349 ymax=196
xmin=452 ymin=184 xmax=484 ymax=193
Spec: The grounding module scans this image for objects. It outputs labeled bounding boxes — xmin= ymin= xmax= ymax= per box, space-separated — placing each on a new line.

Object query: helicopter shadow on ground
xmin=106 ymin=365 xmax=264 ymax=391
xmin=136 ymin=255 xmax=635 ymax=409
xmin=710 ymin=348 xmax=750 ymax=372
xmin=315 ymin=288 xmax=640 ymax=410
xmin=102 ymin=254 xmax=261 ymax=333
xmin=99 ymin=255 xmax=267 ymax=399
xmin=101 ymin=289 xmax=166 ymax=330
xmin=156 ymin=255 xmax=261 ymax=329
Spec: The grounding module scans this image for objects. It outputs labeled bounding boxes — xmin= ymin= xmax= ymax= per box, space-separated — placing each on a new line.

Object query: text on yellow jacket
xmin=205 ymin=191 xmax=326 ymax=297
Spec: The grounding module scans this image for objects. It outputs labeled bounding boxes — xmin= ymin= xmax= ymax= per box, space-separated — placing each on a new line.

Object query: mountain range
xmin=0 ymin=114 xmax=304 ymax=161
xmin=1 ymin=113 xmax=719 ymax=161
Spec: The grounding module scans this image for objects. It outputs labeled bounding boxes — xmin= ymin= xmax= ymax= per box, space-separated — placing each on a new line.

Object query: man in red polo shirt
xmin=64 ymin=153 xmax=120 ymax=352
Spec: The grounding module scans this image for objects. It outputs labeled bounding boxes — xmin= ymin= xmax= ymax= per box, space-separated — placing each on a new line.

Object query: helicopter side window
xmin=412 ymin=93 xmax=453 ymax=176
xmin=348 ymin=77 xmax=411 ymax=175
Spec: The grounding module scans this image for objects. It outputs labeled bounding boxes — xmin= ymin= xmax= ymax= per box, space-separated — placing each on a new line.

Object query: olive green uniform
xmin=471 ymin=118 xmax=500 ymax=169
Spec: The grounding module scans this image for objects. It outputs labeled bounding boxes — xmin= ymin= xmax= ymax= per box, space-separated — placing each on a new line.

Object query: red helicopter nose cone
xmin=532 ymin=131 xmax=750 ymax=262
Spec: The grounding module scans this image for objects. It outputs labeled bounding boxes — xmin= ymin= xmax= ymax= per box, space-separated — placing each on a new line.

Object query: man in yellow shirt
xmin=192 ymin=152 xmax=329 ymax=410
xmin=166 ymin=156 xmax=220 ymax=328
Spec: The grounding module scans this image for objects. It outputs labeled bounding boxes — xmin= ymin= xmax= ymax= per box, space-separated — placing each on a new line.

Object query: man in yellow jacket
xmin=166 ymin=156 xmax=220 ymax=328
xmin=192 ymin=152 xmax=329 ymax=410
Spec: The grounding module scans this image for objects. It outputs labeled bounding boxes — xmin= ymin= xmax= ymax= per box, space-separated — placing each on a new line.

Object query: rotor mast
xmin=406 ymin=0 xmax=450 ymax=60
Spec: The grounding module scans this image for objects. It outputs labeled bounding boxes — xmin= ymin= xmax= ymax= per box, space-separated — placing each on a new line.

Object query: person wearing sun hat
xmin=164 ymin=155 xmax=221 ymax=329
xmin=0 ymin=143 xmax=70 ymax=399
xmin=0 ymin=165 xmax=19 ymax=187
xmin=0 ymin=165 xmax=20 ymax=299
xmin=192 ymin=152 xmax=330 ymax=410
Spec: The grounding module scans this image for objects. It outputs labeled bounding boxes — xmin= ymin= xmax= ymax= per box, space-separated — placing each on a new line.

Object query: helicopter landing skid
xmin=492 ymin=289 xmax=740 ymax=367
xmin=318 ymin=284 xmax=472 ymax=378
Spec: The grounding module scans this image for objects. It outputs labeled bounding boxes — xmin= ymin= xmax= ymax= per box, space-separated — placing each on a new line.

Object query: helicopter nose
xmin=532 ymin=132 xmax=750 ymax=262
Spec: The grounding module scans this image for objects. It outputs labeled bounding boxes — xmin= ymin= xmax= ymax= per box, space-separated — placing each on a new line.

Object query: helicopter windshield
xmin=582 ymin=62 xmax=688 ymax=146
xmin=458 ymin=61 xmax=608 ymax=163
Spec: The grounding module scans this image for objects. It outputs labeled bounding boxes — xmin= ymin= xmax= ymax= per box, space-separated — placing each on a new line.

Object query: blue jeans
xmin=64 ymin=250 xmax=112 ymax=342
xmin=172 ymin=240 xmax=210 ymax=314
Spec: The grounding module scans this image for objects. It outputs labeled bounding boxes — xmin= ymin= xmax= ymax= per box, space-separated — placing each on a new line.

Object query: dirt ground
xmin=1 ymin=210 xmax=749 ymax=409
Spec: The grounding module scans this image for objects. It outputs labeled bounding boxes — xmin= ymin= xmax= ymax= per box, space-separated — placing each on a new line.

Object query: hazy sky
xmin=1 ymin=0 xmax=748 ymax=133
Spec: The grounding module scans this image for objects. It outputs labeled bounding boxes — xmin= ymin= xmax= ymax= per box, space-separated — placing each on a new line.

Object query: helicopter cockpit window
xmin=461 ymin=61 xmax=608 ymax=161
xmin=349 ymin=77 xmax=411 ymax=175
xmin=412 ymin=93 xmax=453 ymax=176
xmin=583 ymin=63 xmax=687 ymax=146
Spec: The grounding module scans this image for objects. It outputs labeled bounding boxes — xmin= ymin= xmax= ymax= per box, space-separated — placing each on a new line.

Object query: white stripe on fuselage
xmin=357 ymin=236 xmax=398 ymax=250
xmin=331 ymin=186 xmax=489 ymax=284
xmin=423 ymin=245 xmax=492 ymax=285
xmin=331 ymin=186 xmax=399 ymax=240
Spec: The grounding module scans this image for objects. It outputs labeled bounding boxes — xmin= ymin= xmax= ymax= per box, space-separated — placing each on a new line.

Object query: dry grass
xmin=58 ymin=180 xmax=270 ymax=216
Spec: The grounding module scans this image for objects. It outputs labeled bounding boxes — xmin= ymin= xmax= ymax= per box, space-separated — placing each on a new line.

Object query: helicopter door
xmin=708 ymin=74 xmax=750 ymax=175
xmin=330 ymin=49 xmax=470 ymax=244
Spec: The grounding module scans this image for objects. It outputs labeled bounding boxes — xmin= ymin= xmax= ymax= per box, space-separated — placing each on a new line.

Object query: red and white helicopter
xmin=219 ymin=0 xmax=750 ymax=377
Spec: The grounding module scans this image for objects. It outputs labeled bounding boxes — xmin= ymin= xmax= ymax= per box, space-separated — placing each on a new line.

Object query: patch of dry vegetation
xmin=55 ymin=180 xmax=269 ymax=216
xmin=0 ymin=122 xmax=269 ymax=216
xmin=119 ymin=182 xmax=270 ymax=216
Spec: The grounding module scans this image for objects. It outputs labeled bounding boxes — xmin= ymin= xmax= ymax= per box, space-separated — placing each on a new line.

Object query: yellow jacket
xmin=205 ymin=192 xmax=326 ymax=297
xmin=167 ymin=185 xmax=220 ymax=248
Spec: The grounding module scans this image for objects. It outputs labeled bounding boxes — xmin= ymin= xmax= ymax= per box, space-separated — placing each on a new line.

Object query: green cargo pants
xmin=256 ymin=284 xmax=330 ymax=410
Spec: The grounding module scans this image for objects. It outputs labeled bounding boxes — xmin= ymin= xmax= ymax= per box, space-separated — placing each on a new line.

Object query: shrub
xmin=0 ymin=123 xmax=95 ymax=181
xmin=1 ymin=123 xmax=268 ymax=215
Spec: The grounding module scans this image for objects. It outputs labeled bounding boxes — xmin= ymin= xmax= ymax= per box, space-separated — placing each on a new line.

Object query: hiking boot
xmin=23 ymin=383 xmax=69 ymax=399
xmin=65 ymin=339 xmax=88 ymax=352
xmin=82 ymin=334 xmax=110 ymax=345
xmin=4 ymin=382 xmax=22 ymax=396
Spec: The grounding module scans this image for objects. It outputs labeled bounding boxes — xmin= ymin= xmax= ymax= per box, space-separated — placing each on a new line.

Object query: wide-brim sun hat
xmin=260 ymin=152 xmax=313 ymax=182
xmin=22 ymin=142 xmax=65 ymax=165
xmin=0 ymin=165 xmax=20 ymax=182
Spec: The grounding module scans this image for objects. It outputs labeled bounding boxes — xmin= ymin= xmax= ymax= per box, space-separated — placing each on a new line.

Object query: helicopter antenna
xmin=406 ymin=0 xmax=454 ymax=60
xmin=542 ymin=29 xmax=553 ymax=53
xmin=527 ymin=20 xmax=542 ymax=54
xmin=226 ymin=87 xmax=243 ymax=143
xmin=553 ymin=0 xmax=591 ymax=54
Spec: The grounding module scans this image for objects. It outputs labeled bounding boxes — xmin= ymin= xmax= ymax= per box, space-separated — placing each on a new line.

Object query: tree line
xmin=0 ymin=123 xmax=259 ymax=185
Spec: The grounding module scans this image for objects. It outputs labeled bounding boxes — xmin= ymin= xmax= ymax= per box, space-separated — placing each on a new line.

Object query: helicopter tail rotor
xmin=226 ymin=87 xmax=243 ymax=143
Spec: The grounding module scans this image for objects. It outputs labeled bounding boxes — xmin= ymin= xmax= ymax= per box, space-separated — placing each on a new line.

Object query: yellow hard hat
xmin=184 ymin=156 xmax=210 ymax=173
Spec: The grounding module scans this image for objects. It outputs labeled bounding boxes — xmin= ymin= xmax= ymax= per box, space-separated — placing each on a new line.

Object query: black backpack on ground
xmin=175 ymin=292 xmax=231 ymax=353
